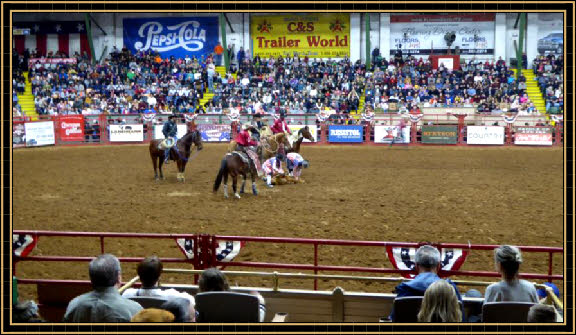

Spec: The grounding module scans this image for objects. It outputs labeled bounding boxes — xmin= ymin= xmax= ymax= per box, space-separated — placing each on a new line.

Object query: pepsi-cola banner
xmin=197 ymin=124 xmax=231 ymax=142
xmin=123 ymin=16 xmax=219 ymax=59
xmin=328 ymin=125 xmax=363 ymax=143
xmin=390 ymin=14 xmax=495 ymax=55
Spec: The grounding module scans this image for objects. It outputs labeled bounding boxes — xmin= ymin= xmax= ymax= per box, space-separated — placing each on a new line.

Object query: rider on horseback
xmin=262 ymin=153 xmax=285 ymax=188
xmin=234 ymin=123 xmax=264 ymax=177
xmin=250 ymin=113 xmax=264 ymax=141
xmin=271 ymin=112 xmax=294 ymax=149
xmin=286 ymin=152 xmax=309 ymax=181
xmin=162 ymin=115 xmax=178 ymax=164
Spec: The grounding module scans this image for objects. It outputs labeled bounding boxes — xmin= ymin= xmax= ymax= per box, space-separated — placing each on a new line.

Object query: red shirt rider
xmin=235 ymin=127 xmax=258 ymax=147
xmin=271 ymin=115 xmax=292 ymax=135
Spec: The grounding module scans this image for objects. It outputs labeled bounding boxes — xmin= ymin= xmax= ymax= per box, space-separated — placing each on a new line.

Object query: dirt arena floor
xmin=13 ymin=143 xmax=564 ymax=300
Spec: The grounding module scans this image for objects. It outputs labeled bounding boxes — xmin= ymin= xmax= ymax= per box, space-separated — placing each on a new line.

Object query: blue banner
xmin=328 ymin=125 xmax=364 ymax=143
xmin=197 ymin=124 xmax=231 ymax=142
xmin=123 ymin=16 xmax=219 ymax=59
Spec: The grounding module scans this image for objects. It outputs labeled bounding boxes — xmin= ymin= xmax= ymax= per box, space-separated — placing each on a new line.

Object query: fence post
xmin=320 ymin=124 xmax=328 ymax=144
xmin=411 ymin=122 xmax=418 ymax=144
xmin=555 ymin=124 xmax=562 ymax=146
xmin=364 ymin=124 xmax=371 ymax=144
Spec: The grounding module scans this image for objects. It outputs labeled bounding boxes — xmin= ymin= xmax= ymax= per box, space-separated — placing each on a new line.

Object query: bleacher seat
xmin=482 ymin=302 xmax=535 ymax=322
xmin=392 ymin=296 xmax=423 ymax=322
xmin=195 ymin=292 xmax=260 ymax=322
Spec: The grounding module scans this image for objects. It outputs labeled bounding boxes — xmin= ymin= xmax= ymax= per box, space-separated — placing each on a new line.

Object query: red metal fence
xmin=13 ymin=230 xmax=563 ymax=291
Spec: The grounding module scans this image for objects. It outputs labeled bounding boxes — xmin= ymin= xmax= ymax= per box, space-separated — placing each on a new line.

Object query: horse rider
xmin=262 ymin=153 xmax=285 ymax=188
xmin=286 ymin=152 xmax=309 ymax=181
xmin=162 ymin=115 xmax=178 ymax=164
xmin=250 ymin=113 xmax=264 ymax=141
xmin=234 ymin=123 xmax=264 ymax=177
xmin=271 ymin=111 xmax=294 ymax=147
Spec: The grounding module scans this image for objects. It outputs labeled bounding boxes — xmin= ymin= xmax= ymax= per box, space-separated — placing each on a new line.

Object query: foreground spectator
xmin=160 ymin=297 xmax=194 ymax=322
xmin=527 ymin=304 xmax=558 ymax=322
xmin=122 ymin=255 xmax=196 ymax=309
xmin=63 ymin=254 xmax=143 ymax=322
xmin=13 ymin=300 xmax=45 ymax=323
xmin=198 ymin=268 xmax=266 ymax=322
xmin=390 ymin=245 xmax=463 ymax=321
xmin=417 ymin=280 xmax=462 ymax=322
xmin=484 ymin=245 xmax=539 ymax=303
xmin=131 ymin=308 xmax=175 ymax=322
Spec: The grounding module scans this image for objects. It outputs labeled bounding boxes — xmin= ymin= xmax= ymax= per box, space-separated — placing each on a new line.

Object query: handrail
xmin=118 ymin=275 xmax=140 ymax=294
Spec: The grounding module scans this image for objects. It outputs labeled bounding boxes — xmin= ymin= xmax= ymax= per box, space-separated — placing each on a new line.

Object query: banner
xmin=536 ymin=13 xmax=563 ymax=55
xmin=374 ymin=126 xmax=410 ymax=143
xmin=25 ymin=121 xmax=55 ymax=147
xmin=28 ymin=58 xmax=77 ymax=67
xmin=421 ymin=125 xmax=458 ymax=144
xmin=109 ymin=124 xmax=144 ymax=142
xmin=59 ymin=115 xmax=85 ymax=141
xmin=515 ymin=127 xmax=553 ymax=146
xmin=154 ymin=124 xmax=188 ymax=140
xmin=328 ymin=125 xmax=363 ymax=143
xmin=386 ymin=246 xmax=468 ymax=279
xmin=289 ymin=125 xmax=317 ymax=142
xmin=466 ymin=126 xmax=505 ymax=145
xmin=176 ymin=238 xmax=246 ymax=268
xmin=251 ymin=14 xmax=350 ymax=58
xmin=197 ymin=124 xmax=231 ymax=142
xmin=390 ymin=14 xmax=495 ymax=55
xmin=13 ymin=123 xmax=26 ymax=148
xmin=123 ymin=16 xmax=219 ymax=59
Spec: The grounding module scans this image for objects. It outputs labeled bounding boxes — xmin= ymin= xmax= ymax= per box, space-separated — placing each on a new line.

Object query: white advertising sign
xmin=374 ymin=126 xmax=410 ymax=143
xmin=466 ymin=126 xmax=505 ymax=145
xmin=109 ymin=124 xmax=144 ymax=142
xmin=390 ymin=14 xmax=495 ymax=55
xmin=154 ymin=124 xmax=188 ymax=140
xmin=288 ymin=125 xmax=318 ymax=143
xmin=24 ymin=121 xmax=55 ymax=147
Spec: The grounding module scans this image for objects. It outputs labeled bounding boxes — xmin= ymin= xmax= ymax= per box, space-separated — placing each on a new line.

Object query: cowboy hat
xmin=242 ymin=123 xmax=252 ymax=130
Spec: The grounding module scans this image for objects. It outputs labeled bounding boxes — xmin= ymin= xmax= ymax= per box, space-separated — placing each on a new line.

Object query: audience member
xmin=13 ymin=300 xmax=45 ymax=323
xmin=527 ymin=304 xmax=558 ymax=322
xmin=417 ymin=279 xmax=462 ymax=323
xmin=130 ymin=308 xmax=175 ymax=322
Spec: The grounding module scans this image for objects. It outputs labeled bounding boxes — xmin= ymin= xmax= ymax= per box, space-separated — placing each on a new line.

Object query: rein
xmin=174 ymin=132 xmax=201 ymax=162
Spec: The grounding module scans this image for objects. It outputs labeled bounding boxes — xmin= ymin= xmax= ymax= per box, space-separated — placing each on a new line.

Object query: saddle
xmin=231 ymin=151 xmax=251 ymax=166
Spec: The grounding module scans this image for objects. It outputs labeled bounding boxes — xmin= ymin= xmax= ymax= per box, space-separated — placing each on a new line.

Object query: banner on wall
xmin=59 ymin=115 xmax=85 ymax=141
xmin=251 ymin=14 xmax=350 ymax=58
xmin=197 ymin=124 xmax=231 ymax=142
xmin=288 ymin=125 xmax=317 ymax=142
xmin=536 ymin=13 xmax=563 ymax=56
xmin=109 ymin=124 xmax=144 ymax=142
xmin=374 ymin=126 xmax=410 ymax=144
xmin=390 ymin=14 xmax=495 ymax=55
xmin=514 ymin=127 xmax=553 ymax=146
xmin=421 ymin=125 xmax=458 ymax=144
xmin=123 ymin=17 xmax=219 ymax=59
xmin=154 ymin=124 xmax=188 ymax=140
xmin=28 ymin=58 xmax=77 ymax=67
xmin=13 ymin=123 xmax=26 ymax=148
xmin=25 ymin=121 xmax=55 ymax=147
xmin=328 ymin=125 xmax=363 ymax=142
xmin=466 ymin=126 xmax=504 ymax=145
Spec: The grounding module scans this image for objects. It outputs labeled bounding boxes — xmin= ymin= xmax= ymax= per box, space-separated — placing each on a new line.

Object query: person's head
xmin=89 ymin=254 xmax=121 ymax=288
xmin=537 ymin=282 xmax=560 ymax=300
xmin=131 ymin=308 xmax=175 ymax=322
xmin=276 ymin=153 xmax=285 ymax=162
xmin=415 ymin=245 xmax=441 ymax=273
xmin=137 ymin=256 xmax=163 ymax=288
xmin=527 ymin=304 xmax=557 ymax=322
xmin=13 ymin=300 xmax=44 ymax=322
xmin=417 ymin=280 xmax=462 ymax=322
xmin=494 ymin=245 xmax=522 ymax=281
xmin=300 ymin=160 xmax=310 ymax=169
xmin=160 ymin=298 xmax=193 ymax=322
xmin=198 ymin=268 xmax=230 ymax=292
xmin=168 ymin=115 xmax=176 ymax=122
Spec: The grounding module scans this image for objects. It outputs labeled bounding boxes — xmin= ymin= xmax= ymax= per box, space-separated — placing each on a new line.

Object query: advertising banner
xmin=374 ymin=126 xmax=411 ymax=143
xmin=421 ymin=125 xmax=458 ymax=144
xmin=123 ymin=16 xmax=219 ymax=59
xmin=390 ymin=14 xmax=495 ymax=55
xmin=25 ymin=121 xmax=55 ymax=147
xmin=328 ymin=125 xmax=363 ymax=143
xmin=13 ymin=123 xmax=26 ymax=148
xmin=59 ymin=115 xmax=85 ymax=141
xmin=154 ymin=124 xmax=188 ymax=140
xmin=466 ymin=126 xmax=505 ymax=145
xmin=251 ymin=14 xmax=350 ymax=58
xmin=197 ymin=124 xmax=231 ymax=142
xmin=28 ymin=58 xmax=77 ymax=67
xmin=536 ymin=13 xmax=563 ymax=56
xmin=514 ymin=127 xmax=553 ymax=146
xmin=109 ymin=124 xmax=144 ymax=142
xmin=288 ymin=125 xmax=318 ymax=142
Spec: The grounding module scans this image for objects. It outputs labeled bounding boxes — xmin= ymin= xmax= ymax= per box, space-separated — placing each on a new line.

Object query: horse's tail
xmin=213 ymin=158 xmax=228 ymax=192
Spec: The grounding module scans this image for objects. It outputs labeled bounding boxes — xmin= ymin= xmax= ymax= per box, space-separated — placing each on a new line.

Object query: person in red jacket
xmin=271 ymin=112 xmax=292 ymax=135
xmin=234 ymin=123 xmax=263 ymax=177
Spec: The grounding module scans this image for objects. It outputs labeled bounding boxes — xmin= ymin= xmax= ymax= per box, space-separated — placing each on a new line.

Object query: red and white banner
xmin=176 ymin=238 xmax=246 ymax=268
xmin=13 ymin=234 xmax=38 ymax=257
xmin=515 ymin=127 xmax=553 ymax=146
xmin=59 ymin=115 xmax=84 ymax=141
xmin=28 ymin=57 xmax=77 ymax=67
xmin=386 ymin=246 xmax=468 ymax=279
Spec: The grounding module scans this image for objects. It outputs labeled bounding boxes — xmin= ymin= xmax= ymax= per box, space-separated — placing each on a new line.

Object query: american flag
xmin=13 ymin=21 xmax=91 ymax=58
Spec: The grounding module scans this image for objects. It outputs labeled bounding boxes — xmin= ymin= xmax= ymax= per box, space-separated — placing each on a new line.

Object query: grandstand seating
xmin=482 ymin=302 xmax=535 ymax=323
xmin=512 ymin=68 xmax=546 ymax=113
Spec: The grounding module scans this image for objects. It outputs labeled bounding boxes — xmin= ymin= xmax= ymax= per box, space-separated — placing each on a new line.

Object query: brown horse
xmin=213 ymin=152 xmax=258 ymax=199
xmin=149 ymin=130 xmax=203 ymax=182
xmin=286 ymin=126 xmax=314 ymax=154
xmin=257 ymin=132 xmax=291 ymax=161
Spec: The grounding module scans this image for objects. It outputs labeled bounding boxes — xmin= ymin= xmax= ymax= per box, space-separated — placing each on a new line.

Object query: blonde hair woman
xmin=417 ymin=280 xmax=462 ymax=322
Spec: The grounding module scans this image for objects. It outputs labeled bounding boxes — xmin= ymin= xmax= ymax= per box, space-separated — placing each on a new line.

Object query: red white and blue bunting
xmin=408 ymin=114 xmax=424 ymax=124
xmin=386 ymin=245 xmax=469 ymax=279
xmin=184 ymin=113 xmax=198 ymax=122
xmin=141 ymin=114 xmax=156 ymax=123
xmin=502 ymin=113 xmax=519 ymax=124
xmin=175 ymin=238 xmax=246 ymax=266
xmin=13 ymin=234 xmax=38 ymax=257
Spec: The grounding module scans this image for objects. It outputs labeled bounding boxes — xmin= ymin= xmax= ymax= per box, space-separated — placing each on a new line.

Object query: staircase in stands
xmin=512 ymin=68 xmax=547 ymax=114
xmin=356 ymin=89 xmax=366 ymax=115
xmin=199 ymin=66 xmax=237 ymax=107
xmin=17 ymin=72 xmax=38 ymax=121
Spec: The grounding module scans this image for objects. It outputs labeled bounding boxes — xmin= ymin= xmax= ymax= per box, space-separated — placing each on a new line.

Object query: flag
xmin=13 ymin=21 xmax=90 ymax=58
xmin=176 ymin=238 xmax=246 ymax=269
xmin=13 ymin=234 xmax=38 ymax=257
xmin=386 ymin=245 xmax=469 ymax=279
